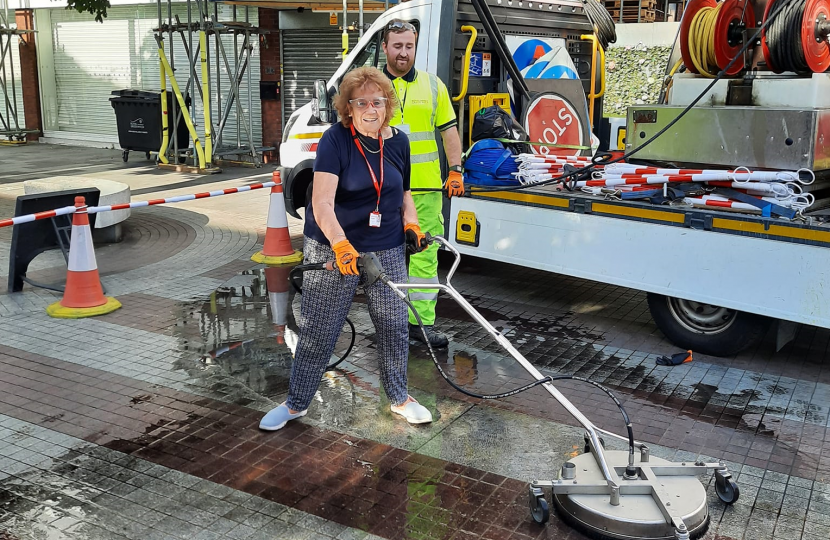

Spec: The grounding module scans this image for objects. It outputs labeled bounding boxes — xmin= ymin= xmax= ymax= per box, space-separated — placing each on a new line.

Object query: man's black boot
xmin=409 ymin=324 xmax=449 ymax=349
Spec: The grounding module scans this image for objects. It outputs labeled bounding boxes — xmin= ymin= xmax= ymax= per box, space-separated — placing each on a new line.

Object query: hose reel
xmin=680 ymin=0 xmax=830 ymax=76
xmin=714 ymin=0 xmax=756 ymax=75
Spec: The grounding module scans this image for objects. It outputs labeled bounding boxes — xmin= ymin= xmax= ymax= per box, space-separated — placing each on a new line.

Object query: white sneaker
xmin=259 ymin=404 xmax=307 ymax=431
xmin=391 ymin=397 xmax=433 ymax=424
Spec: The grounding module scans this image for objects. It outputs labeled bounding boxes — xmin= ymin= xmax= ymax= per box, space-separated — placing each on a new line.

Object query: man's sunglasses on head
xmin=385 ymin=21 xmax=417 ymax=34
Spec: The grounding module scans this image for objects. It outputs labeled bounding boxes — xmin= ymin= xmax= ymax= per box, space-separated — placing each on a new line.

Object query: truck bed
xmin=450 ymin=188 xmax=830 ymax=328
xmin=467 ymin=184 xmax=830 ymax=250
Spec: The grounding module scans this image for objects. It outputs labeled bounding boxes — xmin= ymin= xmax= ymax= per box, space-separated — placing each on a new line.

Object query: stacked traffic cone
xmin=251 ymin=170 xmax=303 ymax=265
xmin=47 ymin=197 xmax=121 ymax=318
xmin=264 ymin=265 xmax=291 ymax=344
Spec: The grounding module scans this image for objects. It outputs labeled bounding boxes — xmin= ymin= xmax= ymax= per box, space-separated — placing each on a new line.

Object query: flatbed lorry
xmin=279 ymin=0 xmax=830 ymax=357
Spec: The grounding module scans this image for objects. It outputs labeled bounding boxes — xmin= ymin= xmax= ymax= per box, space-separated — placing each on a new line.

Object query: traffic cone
xmin=251 ymin=170 xmax=303 ymax=265
xmin=47 ymin=197 xmax=121 ymax=318
xmin=203 ymin=339 xmax=253 ymax=362
xmin=264 ymin=265 xmax=292 ymax=344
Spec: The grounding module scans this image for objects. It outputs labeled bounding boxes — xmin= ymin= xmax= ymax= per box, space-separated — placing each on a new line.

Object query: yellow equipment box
xmin=468 ymin=93 xmax=511 ymax=146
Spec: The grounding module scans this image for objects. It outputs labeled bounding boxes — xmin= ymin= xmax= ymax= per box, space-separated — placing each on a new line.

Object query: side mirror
xmin=312 ymin=79 xmax=331 ymax=124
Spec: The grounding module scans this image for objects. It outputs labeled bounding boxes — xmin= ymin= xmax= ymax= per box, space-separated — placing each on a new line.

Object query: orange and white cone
xmin=47 ymin=197 xmax=121 ymax=318
xmin=203 ymin=339 xmax=253 ymax=362
xmin=251 ymin=170 xmax=303 ymax=265
xmin=264 ymin=265 xmax=291 ymax=344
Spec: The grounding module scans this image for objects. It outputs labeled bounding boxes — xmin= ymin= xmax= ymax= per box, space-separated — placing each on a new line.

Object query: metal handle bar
xmin=430 ymin=236 xmax=644 ymax=447
xmin=389 ymin=235 xmax=623 ymax=489
xmin=309 ymin=237 xmax=646 ymax=490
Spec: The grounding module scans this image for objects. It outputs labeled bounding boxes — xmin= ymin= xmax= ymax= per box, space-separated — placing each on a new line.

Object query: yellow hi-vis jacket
xmin=384 ymin=66 xmax=457 ymax=190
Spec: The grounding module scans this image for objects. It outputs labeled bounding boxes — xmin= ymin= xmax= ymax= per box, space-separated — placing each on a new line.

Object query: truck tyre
xmin=646 ymin=293 xmax=769 ymax=357
xmin=290 ymin=169 xmax=313 ymax=218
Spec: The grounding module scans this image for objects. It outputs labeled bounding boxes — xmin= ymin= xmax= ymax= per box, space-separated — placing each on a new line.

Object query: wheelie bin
xmin=109 ymin=90 xmax=190 ymax=162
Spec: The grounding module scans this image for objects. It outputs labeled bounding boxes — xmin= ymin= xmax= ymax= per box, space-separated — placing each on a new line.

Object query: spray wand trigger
xmin=358 ymin=252 xmax=388 ymax=287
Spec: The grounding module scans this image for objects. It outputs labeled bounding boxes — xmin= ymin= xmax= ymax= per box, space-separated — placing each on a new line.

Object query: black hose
xmin=767 ymin=0 xmax=809 ymax=74
xmin=548 ymin=375 xmax=636 ymax=467
xmin=293 ymin=257 xmax=637 ymax=456
xmin=21 ymin=276 xmax=65 ymax=293
xmin=398 ymin=271 xmax=636 ymax=456
xmin=583 ymin=0 xmax=617 ymax=50
xmin=288 ymin=263 xmax=356 ymax=371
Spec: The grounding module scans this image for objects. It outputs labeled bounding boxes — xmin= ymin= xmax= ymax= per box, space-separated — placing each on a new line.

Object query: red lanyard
xmin=351 ymin=124 xmax=384 ymax=210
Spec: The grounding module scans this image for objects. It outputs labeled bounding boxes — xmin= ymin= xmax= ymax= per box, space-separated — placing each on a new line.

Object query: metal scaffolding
xmin=155 ymin=0 xmax=271 ymax=171
xmin=0 ymin=0 xmax=37 ymax=144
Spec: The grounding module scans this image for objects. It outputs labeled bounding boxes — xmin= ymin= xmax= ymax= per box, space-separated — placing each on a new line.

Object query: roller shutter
xmin=281 ymin=29 xmax=358 ymax=123
xmin=47 ymin=4 xmax=261 ymax=145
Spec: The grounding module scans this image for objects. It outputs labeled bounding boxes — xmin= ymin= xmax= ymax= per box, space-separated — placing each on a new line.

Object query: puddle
xmin=169 ymin=266 xmax=557 ymax=409
xmin=164 ymin=265 xmax=830 ymax=461
xmin=0 ymin=447 xmax=99 ymax=539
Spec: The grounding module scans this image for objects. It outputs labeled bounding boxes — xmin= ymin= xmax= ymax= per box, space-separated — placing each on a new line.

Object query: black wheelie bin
xmin=109 ymin=90 xmax=191 ymax=162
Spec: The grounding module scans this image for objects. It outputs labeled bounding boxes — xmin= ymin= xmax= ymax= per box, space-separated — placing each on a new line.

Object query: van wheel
xmin=646 ymin=293 xmax=769 ymax=357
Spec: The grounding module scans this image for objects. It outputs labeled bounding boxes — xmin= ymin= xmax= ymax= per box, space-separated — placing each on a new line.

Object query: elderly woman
xmin=260 ymin=67 xmax=432 ymax=431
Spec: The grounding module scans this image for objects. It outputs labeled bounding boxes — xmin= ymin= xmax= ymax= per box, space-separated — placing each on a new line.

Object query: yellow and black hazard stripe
xmin=470 ymin=190 xmax=830 ymax=249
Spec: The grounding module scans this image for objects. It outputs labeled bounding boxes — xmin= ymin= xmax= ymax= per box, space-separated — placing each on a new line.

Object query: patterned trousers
xmin=285 ymin=236 xmax=410 ymax=412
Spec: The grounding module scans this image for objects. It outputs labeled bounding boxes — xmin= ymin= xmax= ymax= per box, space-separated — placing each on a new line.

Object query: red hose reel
xmin=802 ymin=0 xmax=830 ymax=72
xmin=680 ymin=0 xmax=830 ymax=75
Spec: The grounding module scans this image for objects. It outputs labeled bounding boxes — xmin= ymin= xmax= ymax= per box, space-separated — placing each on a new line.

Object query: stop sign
xmin=523 ymin=93 xmax=585 ymax=157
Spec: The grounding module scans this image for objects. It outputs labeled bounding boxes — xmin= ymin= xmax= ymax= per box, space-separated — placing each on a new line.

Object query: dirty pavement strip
xmin=2 ymin=146 xmax=830 ymax=540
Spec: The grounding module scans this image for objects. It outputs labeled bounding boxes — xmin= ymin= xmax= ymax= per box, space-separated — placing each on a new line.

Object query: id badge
xmin=398 ymin=124 xmax=411 ymax=134
xmin=369 ymin=211 xmax=382 ymax=227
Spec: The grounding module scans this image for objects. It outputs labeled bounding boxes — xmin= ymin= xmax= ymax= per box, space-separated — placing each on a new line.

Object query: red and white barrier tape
xmin=0 ymin=205 xmax=78 ymax=229
xmin=87 ymin=181 xmax=276 ymax=214
xmin=684 ymin=196 xmax=760 ymax=212
xmin=512 ymin=157 xmax=817 ymax=214
xmin=517 ymin=154 xmax=596 ymax=166
xmin=0 ymin=180 xmax=277 ymax=228
xmin=604 ymin=164 xmax=815 ymax=184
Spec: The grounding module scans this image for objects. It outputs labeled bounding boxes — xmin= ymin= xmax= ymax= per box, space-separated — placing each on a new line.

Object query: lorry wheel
xmin=646 ymin=293 xmax=769 ymax=357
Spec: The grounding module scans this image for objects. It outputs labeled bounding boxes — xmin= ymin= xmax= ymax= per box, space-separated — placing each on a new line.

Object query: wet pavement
xmin=5 ymin=262 xmax=830 ymax=540
xmin=2 ymin=144 xmax=830 ymax=539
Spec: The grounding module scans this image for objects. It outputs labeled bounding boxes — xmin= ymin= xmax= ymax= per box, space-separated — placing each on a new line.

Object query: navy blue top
xmin=306 ymin=123 xmax=411 ymax=252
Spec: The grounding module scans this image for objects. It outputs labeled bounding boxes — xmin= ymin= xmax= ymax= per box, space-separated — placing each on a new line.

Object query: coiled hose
xmin=766 ymin=0 xmax=809 ymax=73
xmin=688 ymin=3 xmax=723 ymax=77
xmin=583 ymin=0 xmax=617 ymax=50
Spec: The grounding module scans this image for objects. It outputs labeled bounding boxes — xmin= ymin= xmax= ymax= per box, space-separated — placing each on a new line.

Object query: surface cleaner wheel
xmin=552 ymin=451 xmax=710 ymax=540
xmin=715 ymin=471 xmax=740 ymax=505
xmin=528 ymin=487 xmax=549 ymax=525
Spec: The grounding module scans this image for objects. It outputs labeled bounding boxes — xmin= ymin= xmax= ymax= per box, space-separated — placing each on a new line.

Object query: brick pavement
xmin=1 ymin=144 xmax=830 ymax=540
xmin=145 ymin=267 xmax=830 ymax=540
xmin=0 ymin=415 xmax=380 ymax=540
xmin=0 ymin=346 xmax=581 ymax=540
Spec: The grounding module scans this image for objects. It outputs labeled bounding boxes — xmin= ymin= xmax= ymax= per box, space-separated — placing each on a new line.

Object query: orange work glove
xmin=446 ymin=170 xmax=465 ymax=198
xmin=331 ymin=239 xmax=359 ymax=275
xmin=404 ymin=223 xmax=427 ymax=254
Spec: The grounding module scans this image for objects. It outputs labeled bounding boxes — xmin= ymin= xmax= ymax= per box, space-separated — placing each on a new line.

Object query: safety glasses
xmin=349 ymin=97 xmax=388 ymax=110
